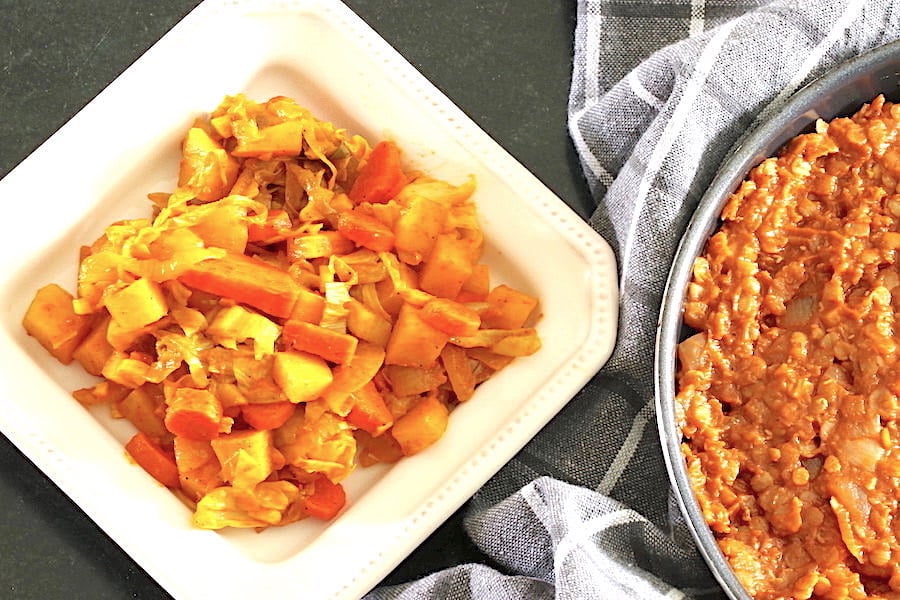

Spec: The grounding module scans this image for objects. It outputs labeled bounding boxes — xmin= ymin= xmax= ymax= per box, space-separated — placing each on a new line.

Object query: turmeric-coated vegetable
xmin=348 ymin=141 xmax=407 ymax=204
xmin=22 ymin=93 xmax=542 ymax=530
xmin=303 ymin=476 xmax=347 ymax=520
xmin=242 ymin=401 xmax=295 ymax=431
xmin=391 ymin=395 xmax=449 ymax=456
xmin=125 ymin=432 xmax=180 ymax=488
xmin=180 ymin=253 xmax=300 ymax=318
xmin=345 ymin=381 xmax=394 ymax=436
xmin=22 ymin=284 xmax=94 ymax=364
xmin=165 ymin=388 xmax=230 ymax=441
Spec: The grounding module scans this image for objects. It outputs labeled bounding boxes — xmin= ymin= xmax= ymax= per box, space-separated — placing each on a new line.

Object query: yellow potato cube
xmin=105 ymin=278 xmax=168 ymax=331
xmin=22 ymin=283 xmax=93 ymax=364
xmin=272 ymin=351 xmax=333 ymax=403
xmin=72 ymin=316 xmax=114 ymax=376
xmin=210 ymin=429 xmax=274 ymax=488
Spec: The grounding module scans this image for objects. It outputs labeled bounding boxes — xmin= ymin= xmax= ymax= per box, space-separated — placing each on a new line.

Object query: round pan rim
xmin=654 ymin=39 xmax=900 ymax=600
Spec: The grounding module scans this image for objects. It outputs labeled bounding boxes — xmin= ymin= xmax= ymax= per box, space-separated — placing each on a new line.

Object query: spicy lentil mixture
xmin=676 ymin=96 xmax=900 ymax=599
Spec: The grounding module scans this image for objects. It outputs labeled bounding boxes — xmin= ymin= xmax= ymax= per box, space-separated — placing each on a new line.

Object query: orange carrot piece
xmin=282 ymin=320 xmax=359 ymax=364
xmin=179 ymin=253 xmax=300 ymax=318
xmin=164 ymin=388 xmax=226 ymax=441
xmin=242 ymin=401 xmax=296 ymax=431
xmin=349 ymin=141 xmax=407 ymax=204
xmin=346 ymin=381 xmax=394 ymax=436
xmin=420 ymin=298 xmax=481 ymax=337
xmin=248 ymin=209 xmax=293 ymax=243
xmin=303 ymin=477 xmax=347 ymax=520
xmin=125 ymin=432 xmax=180 ymax=488
xmin=390 ymin=395 xmax=449 ymax=456
xmin=336 ymin=210 xmax=396 ymax=252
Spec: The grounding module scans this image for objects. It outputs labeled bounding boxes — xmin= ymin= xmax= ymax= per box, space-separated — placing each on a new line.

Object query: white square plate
xmin=0 ymin=1 xmax=618 ymax=598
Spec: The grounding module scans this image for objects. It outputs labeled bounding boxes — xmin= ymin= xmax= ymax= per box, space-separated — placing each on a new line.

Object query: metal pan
xmin=654 ymin=40 xmax=900 ymax=600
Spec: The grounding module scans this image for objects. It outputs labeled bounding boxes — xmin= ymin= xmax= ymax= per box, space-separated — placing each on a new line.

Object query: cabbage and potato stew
xmin=23 ymin=95 xmax=541 ymax=529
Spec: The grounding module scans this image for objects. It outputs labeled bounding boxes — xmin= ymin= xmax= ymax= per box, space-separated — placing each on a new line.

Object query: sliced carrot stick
xmin=348 ymin=141 xmax=407 ymax=204
xmin=242 ymin=401 xmax=296 ymax=431
xmin=420 ymin=297 xmax=481 ymax=337
xmin=303 ymin=477 xmax=347 ymax=520
xmin=125 ymin=432 xmax=180 ymax=488
xmin=164 ymin=388 xmax=226 ymax=441
xmin=282 ymin=320 xmax=359 ymax=364
xmin=336 ymin=210 xmax=396 ymax=252
xmin=179 ymin=253 xmax=300 ymax=318
xmin=346 ymin=380 xmax=393 ymax=436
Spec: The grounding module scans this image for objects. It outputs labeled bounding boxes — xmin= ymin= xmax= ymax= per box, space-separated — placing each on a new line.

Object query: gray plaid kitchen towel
xmin=369 ymin=1 xmax=900 ymax=599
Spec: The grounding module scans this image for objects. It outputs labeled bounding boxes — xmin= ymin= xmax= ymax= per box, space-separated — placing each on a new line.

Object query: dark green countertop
xmin=0 ymin=2 xmax=593 ymax=598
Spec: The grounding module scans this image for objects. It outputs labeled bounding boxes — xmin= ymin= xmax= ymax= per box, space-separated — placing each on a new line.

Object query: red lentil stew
xmin=677 ymin=96 xmax=900 ymax=599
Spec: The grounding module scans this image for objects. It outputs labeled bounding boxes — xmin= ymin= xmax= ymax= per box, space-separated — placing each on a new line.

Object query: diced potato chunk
xmin=105 ymin=278 xmax=169 ymax=331
xmin=117 ymin=384 xmax=168 ymax=439
xmin=391 ymin=395 xmax=449 ymax=456
xmin=272 ymin=351 xmax=334 ymax=403
xmin=210 ymin=429 xmax=275 ymax=488
xmin=418 ymin=234 xmax=474 ymax=299
xmin=480 ymin=284 xmax=540 ymax=329
xmin=22 ymin=283 xmax=93 ymax=364
xmin=385 ymin=303 xmax=449 ymax=367
xmin=72 ymin=316 xmax=114 ymax=376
